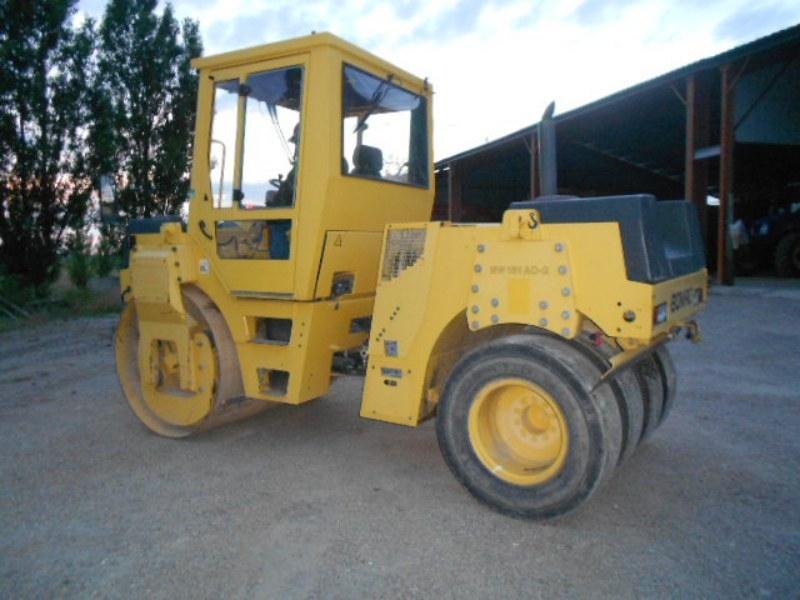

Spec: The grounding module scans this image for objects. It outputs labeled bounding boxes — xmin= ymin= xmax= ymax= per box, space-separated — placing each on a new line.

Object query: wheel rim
xmin=116 ymin=294 xmax=218 ymax=435
xmin=139 ymin=329 xmax=217 ymax=427
xmin=116 ymin=287 xmax=269 ymax=437
xmin=116 ymin=303 xmax=194 ymax=437
xmin=468 ymin=378 xmax=569 ymax=486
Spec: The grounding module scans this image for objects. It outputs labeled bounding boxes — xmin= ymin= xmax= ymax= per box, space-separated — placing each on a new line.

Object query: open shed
xmin=434 ymin=24 xmax=800 ymax=284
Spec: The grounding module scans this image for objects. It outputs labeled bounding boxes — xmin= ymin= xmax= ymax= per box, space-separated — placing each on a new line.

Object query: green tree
xmin=0 ymin=0 xmax=94 ymax=289
xmin=65 ymin=229 xmax=91 ymax=289
xmin=91 ymin=0 xmax=202 ymax=225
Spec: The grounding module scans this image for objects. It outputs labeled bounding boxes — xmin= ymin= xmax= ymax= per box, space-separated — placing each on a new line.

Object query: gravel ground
xmin=1 ymin=280 xmax=799 ymax=598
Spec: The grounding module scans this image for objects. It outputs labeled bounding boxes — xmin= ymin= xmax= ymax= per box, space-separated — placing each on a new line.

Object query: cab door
xmin=195 ymin=56 xmax=308 ymax=297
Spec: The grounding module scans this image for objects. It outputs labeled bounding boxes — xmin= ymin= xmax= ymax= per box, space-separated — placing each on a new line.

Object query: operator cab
xmin=188 ymin=33 xmax=434 ymax=299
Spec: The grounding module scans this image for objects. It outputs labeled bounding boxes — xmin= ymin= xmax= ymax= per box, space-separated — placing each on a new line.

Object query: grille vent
xmin=381 ymin=228 xmax=426 ymax=281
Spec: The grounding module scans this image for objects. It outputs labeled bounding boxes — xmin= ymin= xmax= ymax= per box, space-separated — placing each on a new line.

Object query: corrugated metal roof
xmin=436 ymin=22 xmax=800 ymax=168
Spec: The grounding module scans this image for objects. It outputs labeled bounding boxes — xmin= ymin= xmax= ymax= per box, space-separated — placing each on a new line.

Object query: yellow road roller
xmin=111 ymin=33 xmax=707 ymax=519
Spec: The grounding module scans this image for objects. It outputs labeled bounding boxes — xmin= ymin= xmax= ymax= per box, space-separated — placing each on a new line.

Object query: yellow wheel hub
xmin=468 ymin=378 xmax=568 ymax=486
xmin=138 ymin=330 xmax=217 ymax=427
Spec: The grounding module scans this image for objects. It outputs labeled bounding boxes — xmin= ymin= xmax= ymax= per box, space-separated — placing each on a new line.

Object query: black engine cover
xmin=510 ymin=194 xmax=706 ymax=284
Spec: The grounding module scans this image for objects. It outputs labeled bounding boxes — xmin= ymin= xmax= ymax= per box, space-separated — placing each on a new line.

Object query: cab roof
xmin=191 ymin=32 xmax=431 ymax=92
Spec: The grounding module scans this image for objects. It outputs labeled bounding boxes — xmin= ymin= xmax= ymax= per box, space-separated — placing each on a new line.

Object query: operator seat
xmin=352 ymin=145 xmax=383 ymax=177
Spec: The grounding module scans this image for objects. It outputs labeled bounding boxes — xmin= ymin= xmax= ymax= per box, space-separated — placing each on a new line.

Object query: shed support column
xmin=684 ymin=74 xmax=709 ymax=242
xmin=718 ymin=65 xmax=735 ymax=285
xmin=529 ymin=128 xmax=540 ymax=200
xmin=448 ymin=161 xmax=463 ymax=222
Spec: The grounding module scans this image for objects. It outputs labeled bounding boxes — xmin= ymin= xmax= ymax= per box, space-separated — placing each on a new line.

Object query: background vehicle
xmin=109 ymin=33 xmax=707 ymax=519
xmin=746 ymin=205 xmax=800 ymax=277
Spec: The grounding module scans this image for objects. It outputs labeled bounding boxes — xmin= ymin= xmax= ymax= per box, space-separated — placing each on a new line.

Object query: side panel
xmin=361 ymin=223 xmax=473 ymax=426
xmin=314 ymin=230 xmax=383 ymax=299
xmin=467 ymin=239 xmax=579 ymax=337
xmin=361 ymin=220 xmax=580 ymax=426
xmin=232 ymin=295 xmax=375 ymax=404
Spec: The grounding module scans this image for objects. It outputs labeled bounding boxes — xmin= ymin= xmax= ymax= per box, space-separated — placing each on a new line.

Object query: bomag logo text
xmin=670 ymin=288 xmax=702 ymax=312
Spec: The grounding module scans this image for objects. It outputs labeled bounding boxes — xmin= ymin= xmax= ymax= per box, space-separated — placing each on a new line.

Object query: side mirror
xmin=99 ymin=174 xmax=119 ymax=224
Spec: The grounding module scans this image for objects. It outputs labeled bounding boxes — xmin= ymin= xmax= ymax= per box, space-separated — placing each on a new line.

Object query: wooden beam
xmin=684 ymin=74 xmax=710 ymax=246
xmin=448 ymin=161 xmax=463 ymax=222
xmin=717 ymin=64 xmax=736 ymax=285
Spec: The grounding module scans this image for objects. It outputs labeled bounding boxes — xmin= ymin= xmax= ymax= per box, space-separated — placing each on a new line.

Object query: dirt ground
xmin=1 ymin=280 xmax=799 ymax=598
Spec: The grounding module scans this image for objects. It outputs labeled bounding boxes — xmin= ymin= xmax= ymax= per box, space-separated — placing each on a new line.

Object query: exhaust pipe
xmin=538 ymin=101 xmax=558 ymax=196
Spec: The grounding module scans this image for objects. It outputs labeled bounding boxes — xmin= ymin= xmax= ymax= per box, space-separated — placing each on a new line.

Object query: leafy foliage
xmin=91 ymin=0 xmax=202 ymax=224
xmin=0 ymin=0 xmax=94 ymax=287
xmin=66 ymin=250 xmax=91 ymax=289
xmin=92 ymin=246 xmax=117 ymax=277
xmin=0 ymin=268 xmax=48 ymax=307
xmin=65 ymin=230 xmax=91 ymax=288
xmin=0 ymin=0 xmax=203 ymax=294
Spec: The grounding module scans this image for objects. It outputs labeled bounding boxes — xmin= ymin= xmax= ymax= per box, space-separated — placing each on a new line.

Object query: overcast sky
xmin=77 ymin=0 xmax=800 ymax=160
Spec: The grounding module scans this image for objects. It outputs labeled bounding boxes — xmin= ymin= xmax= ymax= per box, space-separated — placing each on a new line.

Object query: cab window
xmin=241 ymin=66 xmax=303 ymax=209
xmin=208 ymin=66 xmax=303 ymax=209
xmin=342 ymin=64 xmax=428 ymax=187
xmin=209 ymin=80 xmax=238 ymax=207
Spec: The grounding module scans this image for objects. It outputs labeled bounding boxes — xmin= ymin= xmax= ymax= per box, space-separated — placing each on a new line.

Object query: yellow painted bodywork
xmin=118 ymin=33 xmax=707 ymax=432
xmin=126 ymin=223 xmax=377 ymax=406
xmin=120 ymin=34 xmax=433 ymax=411
xmin=314 ymin=231 xmax=383 ymax=300
xmin=361 ymin=210 xmax=707 ymax=426
xmin=187 ymin=33 xmax=433 ymax=301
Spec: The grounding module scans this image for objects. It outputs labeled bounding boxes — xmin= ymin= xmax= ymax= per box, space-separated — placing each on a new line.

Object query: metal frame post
xmin=448 ymin=161 xmax=463 ymax=222
xmin=684 ymin=74 xmax=710 ymax=238
xmin=718 ymin=64 xmax=736 ymax=285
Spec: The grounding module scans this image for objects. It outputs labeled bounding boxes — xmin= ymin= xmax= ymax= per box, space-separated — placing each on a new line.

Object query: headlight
xmin=654 ymin=303 xmax=668 ymax=324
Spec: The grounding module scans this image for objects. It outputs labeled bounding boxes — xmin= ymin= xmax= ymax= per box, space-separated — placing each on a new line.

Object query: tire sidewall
xmin=437 ymin=340 xmax=608 ymax=518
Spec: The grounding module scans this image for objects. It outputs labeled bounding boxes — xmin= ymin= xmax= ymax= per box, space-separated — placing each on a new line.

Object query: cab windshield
xmin=342 ymin=64 xmax=428 ymax=187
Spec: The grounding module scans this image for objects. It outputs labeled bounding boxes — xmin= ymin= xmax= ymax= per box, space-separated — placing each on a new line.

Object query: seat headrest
xmin=353 ymin=145 xmax=383 ymax=177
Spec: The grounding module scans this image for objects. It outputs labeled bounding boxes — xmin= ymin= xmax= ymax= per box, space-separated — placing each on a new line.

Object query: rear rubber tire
xmin=653 ymin=345 xmax=677 ymax=426
xmin=436 ymin=333 xmax=623 ymax=520
xmin=576 ymin=333 xmax=645 ymax=463
xmin=634 ymin=355 xmax=665 ymax=441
